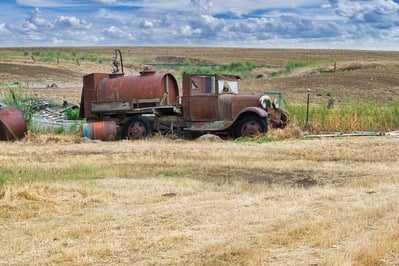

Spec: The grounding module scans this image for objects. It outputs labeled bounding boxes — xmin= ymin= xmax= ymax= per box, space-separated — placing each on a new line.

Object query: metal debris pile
xmin=27 ymin=98 xmax=82 ymax=133
xmin=0 ymin=98 xmax=82 ymax=141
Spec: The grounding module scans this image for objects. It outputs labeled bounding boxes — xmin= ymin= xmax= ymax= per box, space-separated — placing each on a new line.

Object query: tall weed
xmin=287 ymin=101 xmax=399 ymax=133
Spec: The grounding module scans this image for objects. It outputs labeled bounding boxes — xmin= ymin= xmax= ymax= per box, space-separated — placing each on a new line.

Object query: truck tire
xmin=122 ymin=116 xmax=152 ymax=140
xmin=235 ymin=115 xmax=267 ymax=138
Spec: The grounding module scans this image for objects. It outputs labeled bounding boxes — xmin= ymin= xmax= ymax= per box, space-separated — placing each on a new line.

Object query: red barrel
xmin=0 ymin=106 xmax=27 ymax=141
xmin=82 ymin=121 xmax=117 ymax=141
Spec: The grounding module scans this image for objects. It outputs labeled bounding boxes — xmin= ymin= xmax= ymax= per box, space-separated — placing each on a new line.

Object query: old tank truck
xmin=80 ymin=49 xmax=288 ymax=140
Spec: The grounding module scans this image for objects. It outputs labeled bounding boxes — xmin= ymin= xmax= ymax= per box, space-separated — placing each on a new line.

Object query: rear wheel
xmin=235 ymin=115 xmax=267 ymax=138
xmin=122 ymin=116 xmax=152 ymax=140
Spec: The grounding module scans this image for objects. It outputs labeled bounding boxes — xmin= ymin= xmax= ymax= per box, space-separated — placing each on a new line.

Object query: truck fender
xmin=235 ymin=107 xmax=268 ymax=121
xmin=231 ymin=106 xmax=268 ymax=130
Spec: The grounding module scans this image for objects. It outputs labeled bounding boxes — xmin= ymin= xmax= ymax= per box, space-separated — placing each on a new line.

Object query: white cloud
xmin=329 ymin=0 xmax=399 ymax=23
xmin=103 ymin=25 xmax=134 ymax=41
xmin=180 ymin=25 xmax=202 ymax=36
xmin=24 ymin=8 xmax=53 ymax=29
xmin=141 ymin=20 xmax=154 ymax=28
xmin=55 ymin=16 xmax=91 ymax=29
xmin=0 ymin=23 xmax=6 ymax=32
xmin=104 ymin=26 xmax=124 ymax=37
xmin=51 ymin=37 xmax=63 ymax=44
xmin=190 ymin=0 xmax=213 ymax=15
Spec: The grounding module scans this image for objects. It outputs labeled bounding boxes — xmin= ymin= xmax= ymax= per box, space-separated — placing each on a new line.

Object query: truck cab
xmin=181 ymin=73 xmax=271 ymax=137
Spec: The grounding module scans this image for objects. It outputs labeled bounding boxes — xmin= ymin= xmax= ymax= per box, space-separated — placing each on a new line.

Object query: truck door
xmin=182 ymin=74 xmax=218 ymax=121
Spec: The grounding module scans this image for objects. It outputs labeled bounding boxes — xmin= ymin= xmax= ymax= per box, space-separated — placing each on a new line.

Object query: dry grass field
xmin=1 ymin=47 xmax=399 ymax=265
xmin=1 ymin=135 xmax=399 ymax=265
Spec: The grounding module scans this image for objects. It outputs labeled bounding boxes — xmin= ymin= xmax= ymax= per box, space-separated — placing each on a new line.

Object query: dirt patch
xmin=0 ymin=63 xmax=80 ymax=82
xmin=208 ymin=167 xmax=355 ymax=187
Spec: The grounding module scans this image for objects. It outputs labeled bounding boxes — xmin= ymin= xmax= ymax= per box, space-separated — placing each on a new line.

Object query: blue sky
xmin=1 ymin=0 xmax=399 ymax=49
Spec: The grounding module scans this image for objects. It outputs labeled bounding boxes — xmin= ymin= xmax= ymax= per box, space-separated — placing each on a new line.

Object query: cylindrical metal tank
xmin=0 ymin=106 xmax=27 ymax=141
xmin=95 ymin=71 xmax=179 ymax=106
xmin=82 ymin=121 xmax=117 ymax=141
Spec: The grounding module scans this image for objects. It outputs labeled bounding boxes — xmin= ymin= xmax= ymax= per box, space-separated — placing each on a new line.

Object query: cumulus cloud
xmin=0 ymin=23 xmax=5 ymax=32
xmin=22 ymin=8 xmax=53 ymax=31
xmin=55 ymin=16 xmax=91 ymax=29
xmin=180 ymin=25 xmax=202 ymax=36
xmin=139 ymin=19 xmax=164 ymax=29
xmin=104 ymin=25 xmax=124 ymax=37
xmin=328 ymin=0 xmax=399 ymax=25
xmin=324 ymin=0 xmax=399 ymax=42
xmin=103 ymin=25 xmax=134 ymax=41
xmin=190 ymin=0 xmax=213 ymax=15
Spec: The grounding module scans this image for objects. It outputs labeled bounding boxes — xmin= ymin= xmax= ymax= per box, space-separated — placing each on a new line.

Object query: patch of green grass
xmin=0 ymin=81 xmax=22 ymax=88
xmin=162 ymin=170 xmax=184 ymax=178
xmin=20 ymin=49 xmax=107 ymax=64
xmin=234 ymin=136 xmax=280 ymax=144
xmin=178 ymin=61 xmax=257 ymax=78
xmin=54 ymin=126 xmax=66 ymax=135
xmin=0 ymin=165 xmax=106 ymax=184
xmin=0 ymin=172 xmax=6 ymax=186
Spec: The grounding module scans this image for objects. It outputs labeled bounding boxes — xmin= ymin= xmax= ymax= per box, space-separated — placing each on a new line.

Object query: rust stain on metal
xmin=82 ymin=121 xmax=117 ymax=141
xmin=0 ymin=106 xmax=27 ymax=141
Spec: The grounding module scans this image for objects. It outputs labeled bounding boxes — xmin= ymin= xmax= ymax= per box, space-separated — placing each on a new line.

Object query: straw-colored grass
xmin=1 ymin=135 xmax=398 ymax=265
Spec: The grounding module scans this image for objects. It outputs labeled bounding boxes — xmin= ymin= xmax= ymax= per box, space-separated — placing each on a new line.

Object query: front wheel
xmin=235 ymin=115 xmax=267 ymax=138
xmin=122 ymin=116 xmax=152 ymax=140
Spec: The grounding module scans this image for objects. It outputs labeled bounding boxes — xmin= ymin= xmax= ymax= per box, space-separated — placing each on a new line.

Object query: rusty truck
xmin=79 ymin=50 xmax=288 ymax=140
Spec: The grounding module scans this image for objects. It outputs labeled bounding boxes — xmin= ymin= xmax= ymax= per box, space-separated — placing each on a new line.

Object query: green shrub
xmin=54 ymin=126 xmax=66 ymax=135
xmin=64 ymin=108 xmax=80 ymax=120
xmin=178 ymin=61 xmax=257 ymax=78
xmin=1 ymin=90 xmax=34 ymax=123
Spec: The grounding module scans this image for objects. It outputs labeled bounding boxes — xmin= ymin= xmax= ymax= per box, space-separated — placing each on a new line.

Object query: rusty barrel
xmin=0 ymin=106 xmax=27 ymax=141
xmin=82 ymin=121 xmax=117 ymax=141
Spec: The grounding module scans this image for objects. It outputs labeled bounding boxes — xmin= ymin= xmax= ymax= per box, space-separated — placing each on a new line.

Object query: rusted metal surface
xmin=123 ymin=117 xmax=149 ymax=140
xmin=186 ymin=95 xmax=218 ymax=121
xmin=185 ymin=120 xmax=233 ymax=131
xmin=218 ymin=94 xmax=264 ymax=120
xmin=267 ymin=107 xmax=289 ymax=129
xmin=81 ymin=71 xmax=179 ymax=119
xmin=80 ymin=73 xmax=109 ymax=119
xmin=96 ymin=71 xmax=178 ymax=106
xmin=0 ymin=106 xmax=27 ymax=141
xmin=82 ymin=121 xmax=117 ymax=141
